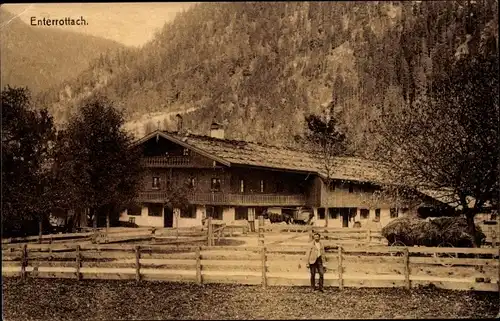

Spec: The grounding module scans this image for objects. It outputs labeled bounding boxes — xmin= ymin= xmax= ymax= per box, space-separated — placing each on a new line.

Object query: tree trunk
xmin=465 ymin=211 xmax=479 ymax=247
xmin=92 ymin=208 xmax=97 ymax=230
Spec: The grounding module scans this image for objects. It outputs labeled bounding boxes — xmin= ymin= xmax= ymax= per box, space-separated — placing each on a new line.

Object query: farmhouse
xmin=119 ymin=122 xmax=447 ymax=229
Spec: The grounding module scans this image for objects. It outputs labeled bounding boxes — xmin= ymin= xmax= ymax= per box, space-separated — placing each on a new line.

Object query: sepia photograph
xmin=1 ymin=1 xmax=499 ymax=320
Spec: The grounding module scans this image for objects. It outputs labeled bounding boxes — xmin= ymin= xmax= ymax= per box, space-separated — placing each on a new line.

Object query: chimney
xmin=175 ymin=114 xmax=183 ymax=133
xmin=210 ymin=121 xmax=224 ymax=139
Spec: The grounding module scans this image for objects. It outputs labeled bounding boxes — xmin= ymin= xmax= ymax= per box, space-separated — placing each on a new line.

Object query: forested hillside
xmin=0 ymin=8 xmax=126 ymax=93
xmin=38 ymin=1 xmax=498 ymax=157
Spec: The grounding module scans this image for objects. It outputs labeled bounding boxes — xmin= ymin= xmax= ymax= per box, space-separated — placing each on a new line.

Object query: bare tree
xmin=377 ymin=54 xmax=499 ymax=246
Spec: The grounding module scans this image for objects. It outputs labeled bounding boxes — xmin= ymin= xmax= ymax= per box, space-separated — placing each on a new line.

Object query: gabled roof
xmin=134 ymin=130 xmax=457 ymax=206
xmin=133 ymin=130 xmax=231 ymax=166
xmin=135 ymin=130 xmax=393 ymax=185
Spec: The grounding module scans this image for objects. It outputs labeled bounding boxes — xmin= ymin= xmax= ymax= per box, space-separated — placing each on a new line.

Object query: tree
xmin=60 ymin=95 xmax=144 ymax=229
xmin=302 ymin=103 xmax=348 ymax=226
xmin=304 ymin=102 xmax=348 ymax=178
xmin=377 ymin=52 xmax=499 ymax=247
xmin=1 ymin=86 xmax=56 ymax=237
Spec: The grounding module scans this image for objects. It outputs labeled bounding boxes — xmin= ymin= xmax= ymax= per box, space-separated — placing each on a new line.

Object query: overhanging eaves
xmin=132 ymin=130 xmax=231 ymax=167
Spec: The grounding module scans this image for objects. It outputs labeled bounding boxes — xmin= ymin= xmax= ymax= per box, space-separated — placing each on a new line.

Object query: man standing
xmin=304 ymin=232 xmax=326 ymax=292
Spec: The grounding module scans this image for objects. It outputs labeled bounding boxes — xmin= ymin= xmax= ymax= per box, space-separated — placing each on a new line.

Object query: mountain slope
xmin=40 ymin=2 xmax=498 ymax=156
xmin=0 ymin=8 xmax=126 ymax=94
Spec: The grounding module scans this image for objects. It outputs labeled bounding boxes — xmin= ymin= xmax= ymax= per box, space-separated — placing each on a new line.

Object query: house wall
xmin=228 ymin=167 xmax=313 ymax=195
xmin=120 ymin=204 xmax=275 ymax=229
xmin=320 ymin=180 xmax=401 ymax=208
xmin=315 ymin=207 xmax=416 ymax=229
xmin=119 ymin=206 xmax=164 ymax=227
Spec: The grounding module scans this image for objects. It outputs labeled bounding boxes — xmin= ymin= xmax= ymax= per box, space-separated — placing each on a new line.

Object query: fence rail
xmin=258 ymin=220 xmax=387 ymax=247
xmin=2 ymin=242 xmax=499 ymax=292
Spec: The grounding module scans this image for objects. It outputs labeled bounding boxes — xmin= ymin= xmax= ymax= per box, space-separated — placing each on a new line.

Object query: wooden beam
xmin=135 ymin=246 xmax=141 ymax=283
xmin=196 ymin=246 xmax=202 ymax=285
xmin=259 ymin=216 xmax=264 ymax=246
xmin=338 ymin=246 xmax=343 ymax=290
xmin=76 ymin=245 xmax=81 ymax=281
xmin=207 ymin=217 xmax=213 ymax=247
xmin=404 ymin=247 xmax=410 ymax=290
xmin=261 ymin=246 xmax=267 ymax=288
xmin=21 ymin=244 xmax=27 ymax=280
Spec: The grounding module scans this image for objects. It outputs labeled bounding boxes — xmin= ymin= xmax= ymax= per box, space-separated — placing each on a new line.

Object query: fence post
xmin=21 ymin=244 xmax=28 ymax=280
xmin=38 ymin=219 xmax=43 ymax=244
xmin=308 ymin=226 xmax=313 ymax=241
xmin=258 ymin=216 xmax=264 ymax=246
xmin=207 ymin=217 xmax=213 ymax=247
xmin=404 ymin=247 xmax=410 ymax=290
xmin=196 ymin=246 xmax=202 ymax=285
xmin=338 ymin=246 xmax=343 ymax=290
xmin=76 ymin=245 xmax=81 ymax=281
xmin=366 ymin=229 xmax=371 ymax=245
xmin=261 ymin=245 xmax=267 ymax=288
xmin=497 ymin=246 xmax=499 ymax=297
xmin=135 ymin=245 xmax=141 ymax=283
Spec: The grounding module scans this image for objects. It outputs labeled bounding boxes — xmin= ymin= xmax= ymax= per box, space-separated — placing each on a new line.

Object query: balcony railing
xmin=142 ymin=156 xmax=191 ymax=167
xmin=137 ymin=191 xmax=307 ymax=206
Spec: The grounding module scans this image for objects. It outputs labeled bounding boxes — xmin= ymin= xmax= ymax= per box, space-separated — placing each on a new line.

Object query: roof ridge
xmin=163 ymin=130 xmax=384 ymax=164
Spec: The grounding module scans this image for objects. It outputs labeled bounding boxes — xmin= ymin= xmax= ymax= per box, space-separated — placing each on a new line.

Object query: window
xmin=390 ymin=208 xmax=398 ymax=218
xmin=211 ymin=178 xmax=221 ymax=191
xmin=148 ymin=204 xmax=162 ymax=217
xmin=128 ymin=204 xmax=142 ymax=216
xmin=187 ymin=177 xmax=195 ymax=189
xmin=348 ymin=184 xmax=354 ymax=193
xmin=318 ymin=208 xmax=326 ymax=219
xmin=329 ymin=208 xmax=339 ymax=219
xmin=180 ymin=205 xmax=196 ymax=218
xmin=360 ymin=209 xmax=369 ymax=219
xmin=276 ymin=181 xmax=284 ymax=193
xmin=152 ymin=177 xmax=160 ymax=189
xmin=207 ymin=206 xmax=223 ymax=220
xmin=260 ymin=180 xmax=264 ymax=193
xmin=183 ymin=148 xmax=190 ymax=156
xmin=235 ymin=207 xmax=248 ymax=220
xmin=240 ymin=179 xmax=245 ymax=193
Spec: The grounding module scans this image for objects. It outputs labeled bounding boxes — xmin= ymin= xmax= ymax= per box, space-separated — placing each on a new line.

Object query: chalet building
xmin=119 ymin=122 xmax=447 ymax=229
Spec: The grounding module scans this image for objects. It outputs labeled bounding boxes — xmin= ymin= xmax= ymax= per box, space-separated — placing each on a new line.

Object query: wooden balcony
xmin=142 ymin=156 xmax=191 ymax=167
xmin=137 ymin=191 xmax=307 ymax=206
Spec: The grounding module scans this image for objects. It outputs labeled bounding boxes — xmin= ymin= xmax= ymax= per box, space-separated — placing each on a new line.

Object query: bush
xmin=382 ymin=216 xmax=485 ymax=247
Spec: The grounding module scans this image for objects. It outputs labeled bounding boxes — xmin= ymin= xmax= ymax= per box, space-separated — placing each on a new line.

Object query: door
xmin=163 ymin=207 xmax=173 ymax=228
xmin=342 ymin=211 xmax=349 ymax=227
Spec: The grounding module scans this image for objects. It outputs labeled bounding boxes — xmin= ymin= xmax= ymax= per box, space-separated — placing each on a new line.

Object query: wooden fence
xmin=2 ymin=243 xmax=499 ymax=292
xmin=0 ymin=217 xmax=246 ymax=249
xmin=257 ymin=217 xmax=387 ymax=247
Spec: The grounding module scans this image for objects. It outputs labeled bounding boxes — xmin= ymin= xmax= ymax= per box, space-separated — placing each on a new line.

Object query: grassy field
xmin=2 ymin=278 xmax=498 ymax=320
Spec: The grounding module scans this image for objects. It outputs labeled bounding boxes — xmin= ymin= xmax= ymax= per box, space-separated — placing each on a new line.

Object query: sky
xmin=2 ymin=3 xmax=197 ymax=47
